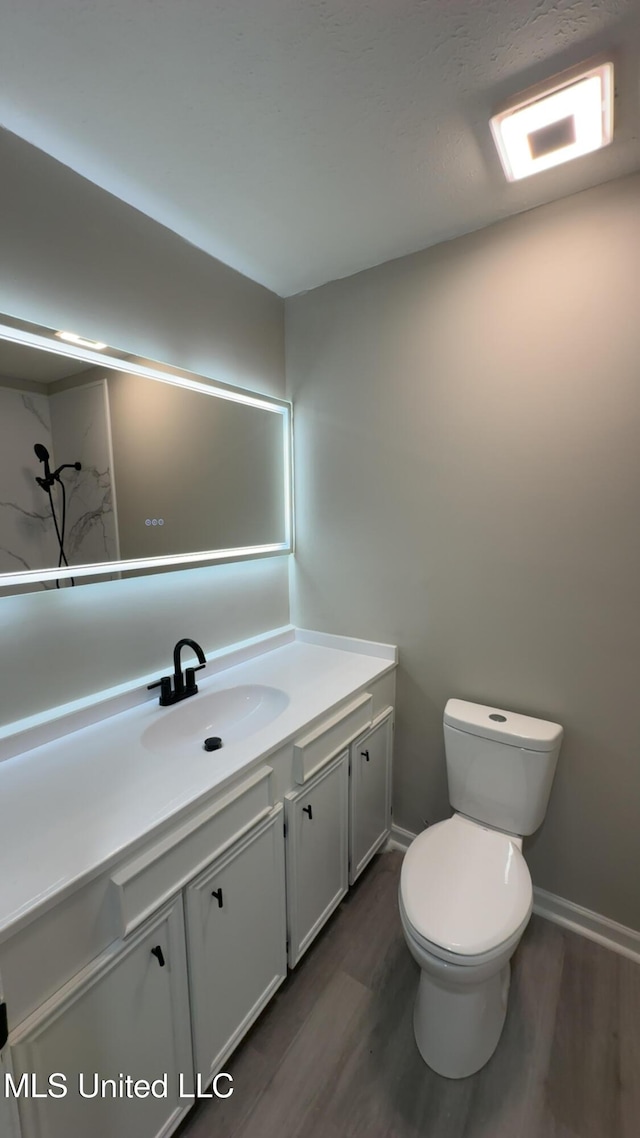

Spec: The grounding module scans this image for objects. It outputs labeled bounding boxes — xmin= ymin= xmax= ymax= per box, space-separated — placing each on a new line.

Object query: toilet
xmin=399 ymin=698 xmax=563 ymax=1079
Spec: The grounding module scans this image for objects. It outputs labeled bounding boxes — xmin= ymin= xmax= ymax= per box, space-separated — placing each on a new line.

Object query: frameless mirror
xmin=0 ymin=315 xmax=292 ymax=594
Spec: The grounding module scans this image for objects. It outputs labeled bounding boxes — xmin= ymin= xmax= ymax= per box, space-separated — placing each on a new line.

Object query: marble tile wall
xmin=48 ymin=379 xmax=118 ymax=568
xmin=0 ymin=385 xmax=58 ymax=585
xmin=0 ymin=378 xmax=117 ymax=586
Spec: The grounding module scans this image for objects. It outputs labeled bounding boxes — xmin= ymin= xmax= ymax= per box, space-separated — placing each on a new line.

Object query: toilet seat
xmin=399 ymin=892 xmax=531 ymax=968
xmin=400 ymin=814 xmax=532 ymax=960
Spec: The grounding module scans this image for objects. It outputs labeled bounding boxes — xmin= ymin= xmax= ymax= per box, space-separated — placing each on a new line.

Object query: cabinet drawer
xmin=111 ymin=767 xmax=273 ymax=937
xmin=293 ymin=692 xmax=373 ymax=783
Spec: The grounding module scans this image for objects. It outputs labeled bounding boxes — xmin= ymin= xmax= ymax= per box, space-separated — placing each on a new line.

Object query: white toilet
xmin=399 ymin=698 xmax=563 ymax=1079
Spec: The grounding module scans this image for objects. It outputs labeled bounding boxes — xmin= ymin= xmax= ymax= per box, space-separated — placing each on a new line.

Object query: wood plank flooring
xmin=178 ymin=851 xmax=640 ymax=1138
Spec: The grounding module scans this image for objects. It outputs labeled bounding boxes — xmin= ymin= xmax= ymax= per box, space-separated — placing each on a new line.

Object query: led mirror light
xmin=490 ymin=63 xmax=613 ymax=182
xmin=56 ymin=330 xmax=108 ymax=350
xmin=0 ymin=315 xmax=293 ymax=591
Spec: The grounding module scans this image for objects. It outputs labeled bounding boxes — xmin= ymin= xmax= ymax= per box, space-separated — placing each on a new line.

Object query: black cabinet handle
xmin=211 ymin=888 xmax=224 ymax=908
xmin=303 ymin=804 xmax=313 ymax=820
xmin=361 ymin=749 xmax=370 ymax=762
xmin=151 ymin=945 xmax=165 ymax=968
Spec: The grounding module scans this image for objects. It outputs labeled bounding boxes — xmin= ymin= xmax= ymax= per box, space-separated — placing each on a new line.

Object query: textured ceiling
xmin=1 ymin=1 xmax=639 ymax=296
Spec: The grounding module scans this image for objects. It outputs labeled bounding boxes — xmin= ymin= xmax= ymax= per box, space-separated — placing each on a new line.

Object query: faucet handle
xmin=148 ymin=676 xmax=172 ymax=705
xmin=185 ymin=664 xmax=206 ymax=694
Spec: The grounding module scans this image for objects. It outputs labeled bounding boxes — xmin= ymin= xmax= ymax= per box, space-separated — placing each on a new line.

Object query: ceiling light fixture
xmin=490 ymin=62 xmax=614 ymax=182
xmin=55 ymin=330 xmax=108 ymax=350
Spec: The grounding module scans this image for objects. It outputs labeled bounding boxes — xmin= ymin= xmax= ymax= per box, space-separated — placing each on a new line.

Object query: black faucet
xmin=148 ymin=638 xmax=207 ymax=706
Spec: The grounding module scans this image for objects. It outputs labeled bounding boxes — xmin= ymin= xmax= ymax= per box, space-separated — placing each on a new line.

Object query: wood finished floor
xmin=178 ymin=851 xmax=640 ymax=1138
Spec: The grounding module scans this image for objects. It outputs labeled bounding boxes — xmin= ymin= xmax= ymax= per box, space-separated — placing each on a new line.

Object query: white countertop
xmin=0 ymin=629 xmax=396 ymax=942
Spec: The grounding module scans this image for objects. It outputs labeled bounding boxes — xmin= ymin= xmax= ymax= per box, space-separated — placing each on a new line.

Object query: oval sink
xmin=142 ymin=684 xmax=289 ymax=755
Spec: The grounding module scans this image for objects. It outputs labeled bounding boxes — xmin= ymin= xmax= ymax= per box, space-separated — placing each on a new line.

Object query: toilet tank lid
xmin=444 ymin=699 xmax=563 ymax=752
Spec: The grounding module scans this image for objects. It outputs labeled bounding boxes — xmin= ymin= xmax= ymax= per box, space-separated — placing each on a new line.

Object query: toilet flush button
xmin=489 ymin=713 xmax=507 ymax=722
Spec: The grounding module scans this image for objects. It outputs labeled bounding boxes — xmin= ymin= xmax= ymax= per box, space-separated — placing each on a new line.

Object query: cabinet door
xmin=185 ymin=807 xmax=287 ymax=1083
xmin=10 ymin=898 xmax=192 ymax=1138
xmin=349 ymin=710 xmax=393 ymax=884
xmin=285 ymin=752 xmax=349 ymax=967
xmin=0 ymin=1046 xmax=21 ymax=1138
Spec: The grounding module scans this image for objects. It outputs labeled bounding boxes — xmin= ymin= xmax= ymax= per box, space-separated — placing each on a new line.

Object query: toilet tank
xmin=443 ymin=699 xmax=563 ymax=836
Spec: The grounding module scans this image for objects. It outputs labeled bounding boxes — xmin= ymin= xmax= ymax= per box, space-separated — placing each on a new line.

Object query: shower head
xmin=34 ymin=442 xmax=54 ymax=491
xmin=34 ymin=442 xmax=81 ymax=490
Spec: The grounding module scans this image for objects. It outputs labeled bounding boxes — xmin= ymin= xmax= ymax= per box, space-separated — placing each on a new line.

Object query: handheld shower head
xmin=34 ymin=442 xmax=53 ymax=489
xmin=32 ymin=442 xmax=80 ymax=588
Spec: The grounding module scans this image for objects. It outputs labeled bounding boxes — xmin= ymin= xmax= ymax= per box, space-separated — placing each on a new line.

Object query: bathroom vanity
xmin=0 ymin=628 xmax=396 ymax=1138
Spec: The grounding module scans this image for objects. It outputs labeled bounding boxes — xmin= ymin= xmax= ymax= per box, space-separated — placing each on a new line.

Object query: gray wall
xmin=286 ymin=172 xmax=640 ymax=931
xmin=106 ymin=371 xmax=285 ymax=559
xmin=0 ymin=129 xmax=289 ymax=725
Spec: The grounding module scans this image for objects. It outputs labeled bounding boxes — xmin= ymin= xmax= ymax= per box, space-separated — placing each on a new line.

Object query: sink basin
xmin=141 ymin=684 xmax=289 ymax=754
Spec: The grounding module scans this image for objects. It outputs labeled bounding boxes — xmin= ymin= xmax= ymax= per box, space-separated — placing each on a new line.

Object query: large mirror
xmin=0 ymin=315 xmax=292 ymax=593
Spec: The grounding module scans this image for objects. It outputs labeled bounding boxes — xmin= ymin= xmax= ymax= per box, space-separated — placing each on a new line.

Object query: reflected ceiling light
xmin=490 ymin=62 xmax=614 ymax=182
xmin=55 ymin=330 xmax=108 ymax=350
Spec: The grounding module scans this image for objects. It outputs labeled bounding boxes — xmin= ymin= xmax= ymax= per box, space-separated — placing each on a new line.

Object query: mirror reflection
xmin=0 ymin=331 xmax=290 ymax=592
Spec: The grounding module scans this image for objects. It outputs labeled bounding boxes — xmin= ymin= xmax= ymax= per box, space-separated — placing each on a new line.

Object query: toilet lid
xmin=400 ymin=815 xmax=532 ymax=956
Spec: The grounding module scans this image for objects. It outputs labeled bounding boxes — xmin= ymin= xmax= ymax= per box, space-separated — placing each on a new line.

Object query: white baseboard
xmin=532 ymin=886 xmax=640 ymax=964
xmin=387 ymin=824 xmax=416 ymax=853
xmin=388 ymin=825 xmax=640 ymax=964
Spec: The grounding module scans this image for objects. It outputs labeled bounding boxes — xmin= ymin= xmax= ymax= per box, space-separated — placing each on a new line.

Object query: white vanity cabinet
xmin=185 ymin=806 xmax=287 ymax=1083
xmin=0 ymin=632 xmax=397 ymax=1138
xmin=284 ymin=752 xmax=349 ymax=967
xmin=9 ymin=898 xmax=192 ymax=1138
xmin=349 ymin=709 xmax=394 ymax=884
xmin=0 ymin=1047 xmax=21 ymax=1138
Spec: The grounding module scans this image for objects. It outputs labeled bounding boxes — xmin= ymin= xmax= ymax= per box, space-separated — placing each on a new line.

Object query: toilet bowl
xmin=399 ymin=698 xmax=562 ymax=1079
xmin=399 ymin=813 xmax=532 ymax=1078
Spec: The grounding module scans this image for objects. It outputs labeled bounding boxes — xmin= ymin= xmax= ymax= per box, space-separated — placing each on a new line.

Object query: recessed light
xmin=490 ymin=62 xmax=614 ymax=182
xmin=55 ymin=330 xmax=108 ymax=350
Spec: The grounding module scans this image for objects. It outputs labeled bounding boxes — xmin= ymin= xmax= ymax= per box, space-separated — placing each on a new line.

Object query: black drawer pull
xmin=211 ymin=888 xmax=224 ymax=908
xmin=303 ymin=804 xmax=313 ymax=820
xmin=361 ymin=749 xmax=370 ymax=762
xmin=151 ymin=945 xmax=165 ymax=968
